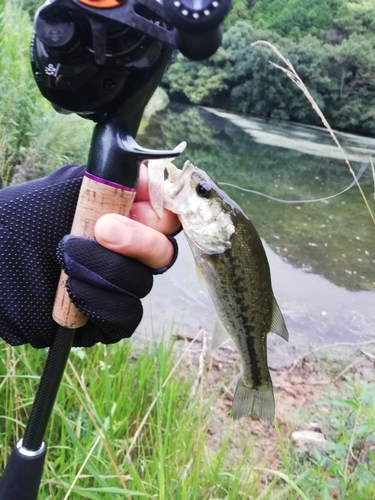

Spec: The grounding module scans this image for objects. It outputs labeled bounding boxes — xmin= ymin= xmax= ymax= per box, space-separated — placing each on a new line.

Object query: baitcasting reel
xmin=31 ymin=0 xmax=232 ymax=124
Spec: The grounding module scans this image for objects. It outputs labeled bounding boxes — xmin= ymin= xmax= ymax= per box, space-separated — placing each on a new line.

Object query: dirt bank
xmin=174 ymin=332 xmax=375 ymax=469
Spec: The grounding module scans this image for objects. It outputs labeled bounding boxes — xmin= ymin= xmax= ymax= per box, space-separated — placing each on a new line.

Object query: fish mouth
xmin=166 ymin=160 xmax=195 ymax=199
xmin=148 ymin=144 xmax=190 ymax=217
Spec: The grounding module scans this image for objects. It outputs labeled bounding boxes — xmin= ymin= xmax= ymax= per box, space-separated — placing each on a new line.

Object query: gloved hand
xmin=0 ymin=165 xmax=179 ymax=348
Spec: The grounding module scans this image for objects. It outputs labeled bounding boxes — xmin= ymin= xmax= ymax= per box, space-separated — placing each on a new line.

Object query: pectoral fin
xmin=270 ymin=297 xmax=289 ymax=341
xmin=195 ymin=264 xmax=205 ymax=285
xmin=210 ymin=316 xmax=231 ymax=353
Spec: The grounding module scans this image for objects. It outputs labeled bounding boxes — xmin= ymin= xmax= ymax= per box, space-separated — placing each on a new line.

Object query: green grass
xmin=0 ymin=338 xmax=266 ymax=499
xmin=288 ymin=379 xmax=375 ymax=500
xmin=2 ymin=336 xmax=374 ymax=499
xmin=0 ymin=1 xmax=94 ymax=186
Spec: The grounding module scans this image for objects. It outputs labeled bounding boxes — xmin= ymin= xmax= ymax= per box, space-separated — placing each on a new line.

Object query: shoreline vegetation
xmin=1 ymin=335 xmax=374 ymax=498
xmin=163 ymin=1 xmax=375 ymax=137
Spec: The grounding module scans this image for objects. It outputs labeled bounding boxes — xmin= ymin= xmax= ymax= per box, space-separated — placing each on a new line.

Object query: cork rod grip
xmin=53 ymin=174 xmax=136 ymax=328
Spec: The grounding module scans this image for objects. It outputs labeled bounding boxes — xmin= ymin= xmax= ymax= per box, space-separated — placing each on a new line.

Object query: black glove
xmin=0 ymin=165 xmax=177 ymax=348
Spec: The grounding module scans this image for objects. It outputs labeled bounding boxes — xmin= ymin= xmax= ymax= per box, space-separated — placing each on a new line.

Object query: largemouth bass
xmin=149 ymin=160 xmax=289 ymax=422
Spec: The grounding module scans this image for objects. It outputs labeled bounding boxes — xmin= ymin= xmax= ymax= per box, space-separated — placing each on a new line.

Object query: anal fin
xmin=210 ymin=316 xmax=231 ymax=353
xmin=270 ymin=297 xmax=289 ymax=342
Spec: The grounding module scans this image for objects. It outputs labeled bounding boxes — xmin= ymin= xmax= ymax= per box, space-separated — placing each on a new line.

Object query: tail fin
xmin=232 ymin=377 xmax=275 ymax=423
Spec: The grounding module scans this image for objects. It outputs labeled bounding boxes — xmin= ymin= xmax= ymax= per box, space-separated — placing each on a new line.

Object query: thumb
xmin=94 ymin=214 xmax=175 ymax=270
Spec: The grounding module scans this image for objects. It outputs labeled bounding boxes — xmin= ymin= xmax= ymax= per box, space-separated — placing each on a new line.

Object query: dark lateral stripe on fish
xmin=244 ymin=330 xmax=263 ymax=389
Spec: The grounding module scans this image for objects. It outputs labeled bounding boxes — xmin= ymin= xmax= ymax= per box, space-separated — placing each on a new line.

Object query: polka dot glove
xmin=0 ymin=165 xmax=172 ymax=348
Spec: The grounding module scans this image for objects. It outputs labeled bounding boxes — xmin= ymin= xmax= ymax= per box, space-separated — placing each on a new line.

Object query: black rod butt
xmin=0 ymin=439 xmax=46 ymax=500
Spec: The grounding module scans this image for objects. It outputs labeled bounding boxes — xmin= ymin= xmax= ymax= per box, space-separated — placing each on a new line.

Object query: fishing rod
xmin=0 ymin=0 xmax=231 ymax=498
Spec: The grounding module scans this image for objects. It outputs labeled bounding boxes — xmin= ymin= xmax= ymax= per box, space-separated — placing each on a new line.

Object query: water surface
xmin=138 ymin=104 xmax=375 ymax=366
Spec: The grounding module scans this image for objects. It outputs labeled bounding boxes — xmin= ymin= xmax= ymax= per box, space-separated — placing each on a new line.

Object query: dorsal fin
xmin=270 ymin=297 xmax=289 ymax=341
xmin=210 ymin=316 xmax=231 ymax=353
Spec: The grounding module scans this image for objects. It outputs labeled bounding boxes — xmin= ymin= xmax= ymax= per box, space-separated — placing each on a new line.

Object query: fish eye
xmin=196 ymin=181 xmax=212 ymax=199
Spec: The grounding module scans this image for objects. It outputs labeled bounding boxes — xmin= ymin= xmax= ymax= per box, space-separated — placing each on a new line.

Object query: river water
xmin=137 ymin=103 xmax=375 ymax=367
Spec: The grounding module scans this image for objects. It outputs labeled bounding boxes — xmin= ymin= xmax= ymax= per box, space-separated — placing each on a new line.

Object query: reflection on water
xmin=204 ymin=107 xmax=375 ymax=162
xmin=137 ymin=104 xmax=375 ymax=362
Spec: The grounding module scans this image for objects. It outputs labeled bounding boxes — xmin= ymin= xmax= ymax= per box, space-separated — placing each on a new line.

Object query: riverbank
xmin=0 ymin=333 xmax=374 ymax=498
xmin=172 ymin=331 xmax=375 ymax=497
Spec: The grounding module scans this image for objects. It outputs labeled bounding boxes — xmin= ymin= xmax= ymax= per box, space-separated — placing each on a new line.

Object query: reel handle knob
xmin=175 ymin=26 xmax=223 ymax=61
xmin=165 ymin=0 xmax=231 ymax=32
xmin=163 ymin=0 xmax=231 ymax=60
xmin=35 ymin=17 xmax=75 ymax=50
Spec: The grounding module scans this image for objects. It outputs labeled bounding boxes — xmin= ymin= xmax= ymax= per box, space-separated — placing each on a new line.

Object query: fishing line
xmin=219 ymin=162 xmax=368 ymax=204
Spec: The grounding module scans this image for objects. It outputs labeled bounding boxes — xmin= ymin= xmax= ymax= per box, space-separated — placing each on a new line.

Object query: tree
xmin=250 ymin=0 xmax=343 ymax=36
xmin=324 ymin=34 xmax=375 ymax=133
xmin=163 ymin=47 xmax=231 ymax=105
xmin=223 ymin=0 xmax=253 ymax=30
xmin=163 ymin=3 xmax=375 ymax=135
xmin=222 ymin=20 xmax=254 ymax=52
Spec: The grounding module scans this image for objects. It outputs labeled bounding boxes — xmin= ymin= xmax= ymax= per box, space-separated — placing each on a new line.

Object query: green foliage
xmin=165 ymin=14 xmax=375 ymax=135
xmin=222 ymin=19 xmax=254 ymax=51
xmin=333 ymin=2 xmax=375 ymax=38
xmin=164 ymin=46 xmax=231 ymax=105
xmin=250 ymin=0 xmax=339 ymax=36
xmin=0 ymin=1 xmax=93 ymax=186
xmin=222 ymin=0 xmax=253 ymax=30
xmin=165 ymin=24 xmax=330 ymax=124
xmin=0 ymin=339 xmax=262 ymax=498
xmin=0 ymin=2 xmax=39 ymax=184
xmin=290 ymin=380 xmax=375 ymax=499
xmin=10 ymin=0 xmax=43 ymax=18
xmin=163 ymin=22 xmax=253 ymax=107
xmin=163 ymin=0 xmax=375 ymax=135
xmin=324 ymin=34 xmax=375 ymax=133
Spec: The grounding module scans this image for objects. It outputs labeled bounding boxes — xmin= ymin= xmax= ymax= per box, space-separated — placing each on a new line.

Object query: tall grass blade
xmin=256 ymin=468 xmax=310 ymax=500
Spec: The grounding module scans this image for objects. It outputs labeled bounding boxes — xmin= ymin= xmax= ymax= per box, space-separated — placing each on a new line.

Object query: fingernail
xmin=96 ymin=217 xmax=127 ymax=246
